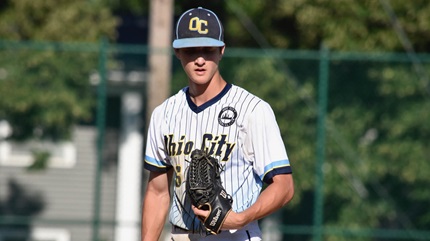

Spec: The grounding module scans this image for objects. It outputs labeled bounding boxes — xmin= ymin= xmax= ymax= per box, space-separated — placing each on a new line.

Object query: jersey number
xmin=174 ymin=165 xmax=182 ymax=187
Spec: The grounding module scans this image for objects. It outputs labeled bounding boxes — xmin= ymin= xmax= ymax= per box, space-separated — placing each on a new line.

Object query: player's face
xmin=175 ymin=47 xmax=224 ymax=85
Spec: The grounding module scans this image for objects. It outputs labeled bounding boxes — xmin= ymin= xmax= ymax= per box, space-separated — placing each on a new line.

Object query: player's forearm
xmin=223 ymin=174 xmax=294 ymax=229
xmin=141 ymin=171 xmax=173 ymax=241
xmin=141 ymin=190 xmax=170 ymax=241
xmin=246 ymin=174 xmax=294 ymax=219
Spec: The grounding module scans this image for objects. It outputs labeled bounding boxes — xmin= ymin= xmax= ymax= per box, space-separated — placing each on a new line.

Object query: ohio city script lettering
xmin=164 ymin=134 xmax=236 ymax=161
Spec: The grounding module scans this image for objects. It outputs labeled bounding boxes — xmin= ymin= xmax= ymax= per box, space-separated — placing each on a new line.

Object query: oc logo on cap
xmin=189 ymin=17 xmax=208 ymax=34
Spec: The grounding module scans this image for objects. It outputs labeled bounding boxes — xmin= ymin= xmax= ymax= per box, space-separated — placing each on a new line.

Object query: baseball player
xmin=141 ymin=7 xmax=294 ymax=241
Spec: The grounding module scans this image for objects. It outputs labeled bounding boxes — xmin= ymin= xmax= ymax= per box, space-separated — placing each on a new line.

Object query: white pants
xmin=170 ymin=221 xmax=262 ymax=241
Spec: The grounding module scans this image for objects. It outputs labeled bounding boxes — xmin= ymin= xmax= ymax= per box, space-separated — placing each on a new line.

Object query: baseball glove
xmin=186 ymin=149 xmax=233 ymax=234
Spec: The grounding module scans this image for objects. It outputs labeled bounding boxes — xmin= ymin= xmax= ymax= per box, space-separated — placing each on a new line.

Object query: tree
xmin=224 ymin=0 xmax=430 ymax=52
xmin=0 ymin=0 xmax=119 ymax=140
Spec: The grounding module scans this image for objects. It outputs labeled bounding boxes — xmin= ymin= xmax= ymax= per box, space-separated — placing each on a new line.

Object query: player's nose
xmin=195 ymin=56 xmax=206 ymax=66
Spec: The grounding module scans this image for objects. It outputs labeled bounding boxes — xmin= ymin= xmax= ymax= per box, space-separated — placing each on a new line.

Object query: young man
xmin=141 ymin=7 xmax=294 ymax=241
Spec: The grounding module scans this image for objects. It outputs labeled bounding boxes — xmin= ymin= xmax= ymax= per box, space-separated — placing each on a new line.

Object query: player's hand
xmin=191 ymin=205 xmax=210 ymax=222
xmin=191 ymin=205 xmax=248 ymax=230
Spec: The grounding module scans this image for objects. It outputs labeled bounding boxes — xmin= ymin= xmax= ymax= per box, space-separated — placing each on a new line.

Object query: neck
xmin=188 ymin=75 xmax=226 ymax=106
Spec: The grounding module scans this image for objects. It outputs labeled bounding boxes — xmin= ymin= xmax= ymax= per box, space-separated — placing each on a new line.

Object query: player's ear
xmin=219 ymin=46 xmax=225 ymax=60
xmin=220 ymin=46 xmax=225 ymax=55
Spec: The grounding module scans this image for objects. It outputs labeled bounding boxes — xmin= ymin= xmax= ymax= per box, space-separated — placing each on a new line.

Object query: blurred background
xmin=0 ymin=0 xmax=429 ymax=241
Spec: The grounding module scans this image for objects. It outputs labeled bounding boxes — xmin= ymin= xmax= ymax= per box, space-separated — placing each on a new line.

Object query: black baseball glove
xmin=186 ymin=149 xmax=233 ymax=234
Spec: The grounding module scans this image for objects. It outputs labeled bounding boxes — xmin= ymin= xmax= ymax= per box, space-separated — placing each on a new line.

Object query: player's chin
xmin=190 ymin=76 xmax=210 ymax=85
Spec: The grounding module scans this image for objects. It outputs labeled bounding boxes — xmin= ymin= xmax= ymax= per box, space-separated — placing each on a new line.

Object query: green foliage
xmin=0 ymin=0 xmax=118 ymax=41
xmin=0 ymin=0 xmax=119 ymax=140
xmin=0 ymin=47 xmax=97 ymax=140
xmin=226 ymin=0 xmax=430 ymax=52
xmin=27 ymin=150 xmax=50 ymax=171
xmin=315 ymin=58 xmax=430 ymax=233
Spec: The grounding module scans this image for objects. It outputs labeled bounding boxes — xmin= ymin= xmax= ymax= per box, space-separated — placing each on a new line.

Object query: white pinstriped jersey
xmin=144 ymin=83 xmax=292 ymax=233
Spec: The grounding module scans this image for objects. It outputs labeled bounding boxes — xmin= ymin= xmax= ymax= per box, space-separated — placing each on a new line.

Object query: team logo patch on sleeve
xmin=218 ymin=106 xmax=237 ymax=127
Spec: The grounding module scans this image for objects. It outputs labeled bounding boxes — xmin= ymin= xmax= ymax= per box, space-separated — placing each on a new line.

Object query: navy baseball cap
xmin=173 ymin=7 xmax=225 ymax=49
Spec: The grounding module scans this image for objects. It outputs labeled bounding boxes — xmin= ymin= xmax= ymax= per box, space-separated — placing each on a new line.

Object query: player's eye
xmin=182 ymin=48 xmax=196 ymax=54
xmin=182 ymin=47 xmax=219 ymax=55
xmin=202 ymin=47 xmax=218 ymax=53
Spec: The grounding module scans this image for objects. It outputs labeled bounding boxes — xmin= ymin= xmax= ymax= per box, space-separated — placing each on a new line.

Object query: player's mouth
xmin=195 ymin=68 xmax=206 ymax=75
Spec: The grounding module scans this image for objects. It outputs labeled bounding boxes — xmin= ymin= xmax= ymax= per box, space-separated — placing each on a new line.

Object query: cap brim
xmin=173 ymin=37 xmax=225 ymax=49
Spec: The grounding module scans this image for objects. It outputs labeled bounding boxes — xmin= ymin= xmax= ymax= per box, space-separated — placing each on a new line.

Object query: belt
xmin=172 ymin=225 xmax=212 ymax=236
xmin=172 ymin=225 xmax=195 ymax=234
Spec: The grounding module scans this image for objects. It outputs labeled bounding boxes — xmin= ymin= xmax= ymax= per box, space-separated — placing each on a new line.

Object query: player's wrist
xmin=223 ymin=211 xmax=249 ymax=230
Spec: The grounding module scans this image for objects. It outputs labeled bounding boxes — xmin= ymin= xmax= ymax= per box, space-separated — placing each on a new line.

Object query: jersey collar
xmin=184 ymin=83 xmax=232 ymax=114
